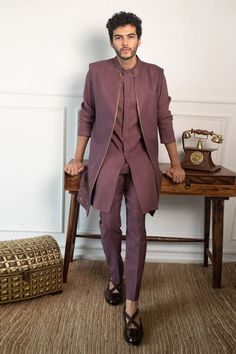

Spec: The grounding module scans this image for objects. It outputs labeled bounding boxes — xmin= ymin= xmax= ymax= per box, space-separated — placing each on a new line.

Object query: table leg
xmin=70 ymin=199 xmax=80 ymax=262
xmin=211 ymin=198 xmax=225 ymax=288
xmin=63 ymin=192 xmax=79 ymax=283
xmin=204 ymin=197 xmax=211 ymax=267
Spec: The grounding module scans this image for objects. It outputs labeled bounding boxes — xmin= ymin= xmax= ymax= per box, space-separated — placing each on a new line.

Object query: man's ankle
xmin=125 ymin=299 xmax=138 ymax=314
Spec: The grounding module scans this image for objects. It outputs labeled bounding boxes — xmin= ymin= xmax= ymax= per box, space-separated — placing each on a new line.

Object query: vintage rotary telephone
xmin=181 ymin=129 xmax=223 ymax=172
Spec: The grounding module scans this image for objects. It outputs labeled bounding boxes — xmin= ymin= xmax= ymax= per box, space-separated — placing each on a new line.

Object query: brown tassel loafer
xmin=123 ymin=306 xmax=144 ymax=345
xmin=104 ymin=279 xmax=123 ymax=306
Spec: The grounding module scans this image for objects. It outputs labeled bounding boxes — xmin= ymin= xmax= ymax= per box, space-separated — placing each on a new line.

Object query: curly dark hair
xmin=106 ymin=11 xmax=142 ymax=41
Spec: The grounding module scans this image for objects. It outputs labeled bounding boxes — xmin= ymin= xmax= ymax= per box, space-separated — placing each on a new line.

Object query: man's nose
xmin=122 ymin=37 xmax=128 ymax=46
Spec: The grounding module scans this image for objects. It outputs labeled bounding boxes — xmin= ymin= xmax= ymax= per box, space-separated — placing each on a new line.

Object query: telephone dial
xmin=181 ymin=129 xmax=223 ymax=172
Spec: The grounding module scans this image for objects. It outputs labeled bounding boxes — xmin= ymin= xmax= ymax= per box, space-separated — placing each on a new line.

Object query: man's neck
xmin=117 ymin=55 xmax=137 ymax=70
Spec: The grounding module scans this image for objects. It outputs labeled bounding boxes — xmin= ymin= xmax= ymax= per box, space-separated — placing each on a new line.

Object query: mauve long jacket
xmin=78 ymin=57 xmax=176 ymax=215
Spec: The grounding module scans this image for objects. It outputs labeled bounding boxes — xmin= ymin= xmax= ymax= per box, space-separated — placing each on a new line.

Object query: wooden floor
xmin=1 ymin=260 xmax=236 ymax=354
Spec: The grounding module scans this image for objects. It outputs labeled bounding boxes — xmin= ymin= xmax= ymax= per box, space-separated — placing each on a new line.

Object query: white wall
xmin=0 ymin=0 xmax=236 ymax=262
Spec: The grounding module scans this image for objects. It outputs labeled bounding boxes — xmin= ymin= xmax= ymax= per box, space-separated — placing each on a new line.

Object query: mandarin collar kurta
xmin=78 ymin=56 xmax=176 ymax=216
xmin=92 ymin=58 xmax=158 ymax=215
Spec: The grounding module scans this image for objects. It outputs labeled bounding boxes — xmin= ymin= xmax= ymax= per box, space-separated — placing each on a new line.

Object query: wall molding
xmin=0 ymin=105 xmax=66 ymax=233
xmin=1 ymin=92 xmax=236 ymax=105
xmin=230 ymin=205 xmax=236 ymax=241
xmin=1 ymin=93 xmax=235 ymax=256
xmin=173 ymin=98 xmax=236 ymax=105
xmin=59 ymin=245 xmax=236 ymax=263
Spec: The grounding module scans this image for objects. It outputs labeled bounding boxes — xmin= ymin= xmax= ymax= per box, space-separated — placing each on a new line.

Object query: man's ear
xmin=138 ymin=38 xmax=141 ymax=47
xmin=110 ymin=40 xmax=114 ymax=48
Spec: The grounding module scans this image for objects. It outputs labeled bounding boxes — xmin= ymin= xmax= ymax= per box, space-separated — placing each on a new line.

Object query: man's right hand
xmin=64 ymin=159 xmax=85 ymax=176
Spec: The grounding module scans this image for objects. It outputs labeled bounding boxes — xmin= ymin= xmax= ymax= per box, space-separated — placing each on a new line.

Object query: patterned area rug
xmin=0 ymin=260 xmax=236 ymax=353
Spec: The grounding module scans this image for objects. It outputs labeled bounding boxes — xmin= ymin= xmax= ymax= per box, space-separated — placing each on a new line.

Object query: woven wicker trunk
xmin=0 ymin=235 xmax=63 ymax=304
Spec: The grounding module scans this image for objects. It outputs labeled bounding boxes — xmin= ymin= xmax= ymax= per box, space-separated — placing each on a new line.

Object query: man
xmin=64 ymin=11 xmax=185 ymax=346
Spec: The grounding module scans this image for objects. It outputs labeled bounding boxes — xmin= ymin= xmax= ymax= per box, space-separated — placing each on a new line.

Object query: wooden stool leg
xmin=70 ymin=200 xmax=80 ymax=262
xmin=211 ymin=198 xmax=225 ymax=288
xmin=204 ymin=197 xmax=211 ymax=267
xmin=63 ymin=192 xmax=79 ymax=282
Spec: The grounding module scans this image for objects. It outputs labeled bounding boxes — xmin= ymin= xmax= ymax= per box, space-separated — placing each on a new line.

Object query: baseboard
xmin=60 ymin=245 xmax=236 ymax=264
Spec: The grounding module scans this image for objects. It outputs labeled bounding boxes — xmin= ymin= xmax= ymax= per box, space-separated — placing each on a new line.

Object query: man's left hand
xmin=166 ymin=165 xmax=185 ymax=183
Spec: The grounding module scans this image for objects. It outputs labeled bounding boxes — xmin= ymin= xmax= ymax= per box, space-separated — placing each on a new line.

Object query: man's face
xmin=111 ymin=24 xmax=141 ymax=61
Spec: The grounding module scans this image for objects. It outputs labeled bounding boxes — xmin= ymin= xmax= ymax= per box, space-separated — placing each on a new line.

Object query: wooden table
xmin=63 ymin=164 xmax=236 ymax=286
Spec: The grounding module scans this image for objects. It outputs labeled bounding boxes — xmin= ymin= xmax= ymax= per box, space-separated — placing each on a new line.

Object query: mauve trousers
xmin=99 ymin=163 xmax=147 ymax=301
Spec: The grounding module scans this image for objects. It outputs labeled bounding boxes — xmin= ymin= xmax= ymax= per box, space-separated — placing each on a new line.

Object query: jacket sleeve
xmin=78 ymin=68 xmax=95 ymax=137
xmin=157 ymin=70 xmax=176 ymax=144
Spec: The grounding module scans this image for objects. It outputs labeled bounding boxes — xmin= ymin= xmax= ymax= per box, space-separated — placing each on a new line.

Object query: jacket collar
xmin=112 ymin=55 xmax=141 ymax=76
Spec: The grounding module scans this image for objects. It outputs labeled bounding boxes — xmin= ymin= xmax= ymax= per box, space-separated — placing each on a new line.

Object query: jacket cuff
xmin=78 ymin=123 xmax=92 ymax=137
